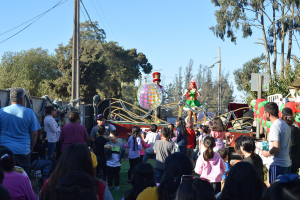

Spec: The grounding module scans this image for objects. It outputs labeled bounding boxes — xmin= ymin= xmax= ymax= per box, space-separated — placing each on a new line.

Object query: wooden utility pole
xmin=72 ymin=0 xmax=80 ymax=107
xmin=218 ymin=47 xmax=222 ymax=115
xmin=256 ymin=75 xmax=262 ymax=139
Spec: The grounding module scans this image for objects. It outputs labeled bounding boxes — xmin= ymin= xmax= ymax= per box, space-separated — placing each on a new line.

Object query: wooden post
xmin=178 ymin=106 xmax=183 ymax=117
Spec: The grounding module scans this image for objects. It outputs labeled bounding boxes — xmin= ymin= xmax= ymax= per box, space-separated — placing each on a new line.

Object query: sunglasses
xmin=180 ymin=175 xmax=209 ymax=184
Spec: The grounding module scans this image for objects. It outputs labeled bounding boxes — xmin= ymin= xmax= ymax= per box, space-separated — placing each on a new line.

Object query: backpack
xmin=31 ymin=157 xmax=57 ymax=185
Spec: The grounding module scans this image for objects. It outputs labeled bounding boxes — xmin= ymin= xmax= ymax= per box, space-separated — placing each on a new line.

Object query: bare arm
xmin=31 ymin=130 xmax=38 ymax=152
xmin=262 ymin=141 xmax=280 ymax=157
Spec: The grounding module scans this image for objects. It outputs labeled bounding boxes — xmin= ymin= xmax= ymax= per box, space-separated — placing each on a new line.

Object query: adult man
xmin=142 ymin=124 xmax=161 ymax=163
xmin=90 ymin=114 xmax=116 ymax=141
xmin=0 ymin=87 xmax=40 ymax=173
xmin=262 ymin=102 xmax=291 ymax=184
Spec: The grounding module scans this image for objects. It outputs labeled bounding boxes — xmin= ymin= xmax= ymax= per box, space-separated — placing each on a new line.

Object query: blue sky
xmin=0 ymin=0 xmax=270 ymax=101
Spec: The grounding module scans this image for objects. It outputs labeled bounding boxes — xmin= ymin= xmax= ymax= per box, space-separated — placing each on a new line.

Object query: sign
xmin=251 ymin=73 xmax=270 ymax=92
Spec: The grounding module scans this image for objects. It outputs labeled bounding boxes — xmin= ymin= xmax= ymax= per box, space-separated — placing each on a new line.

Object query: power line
xmin=95 ymin=0 xmax=117 ymax=41
xmin=89 ymin=0 xmax=113 ymax=41
xmin=0 ymin=0 xmax=68 ymax=43
xmin=80 ymin=0 xmax=92 ymax=22
xmin=80 ymin=7 xmax=88 ymax=22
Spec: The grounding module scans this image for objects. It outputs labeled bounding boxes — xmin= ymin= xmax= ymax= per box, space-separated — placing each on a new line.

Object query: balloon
xmin=279 ymin=110 xmax=282 ymax=118
xmin=280 ymin=104 xmax=285 ymax=112
xmin=262 ymin=119 xmax=265 ymax=127
xmin=267 ymin=127 xmax=270 ymax=133
xmin=266 ymin=121 xmax=272 ymax=128
xmin=257 ymin=117 xmax=261 ymax=123
xmin=295 ymin=114 xmax=300 ymax=123
xmin=264 ymin=126 xmax=267 ymax=132
xmin=285 ymin=102 xmax=296 ymax=113
xmin=137 ymin=83 xmax=163 ymax=110
xmin=257 ymin=110 xmax=260 ymax=115
xmin=258 ymin=102 xmax=265 ymax=109
xmin=295 ymin=102 xmax=300 ymax=113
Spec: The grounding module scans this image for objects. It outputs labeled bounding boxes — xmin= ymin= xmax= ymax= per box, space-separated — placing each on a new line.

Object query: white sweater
xmin=44 ymin=115 xmax=60 ymax=143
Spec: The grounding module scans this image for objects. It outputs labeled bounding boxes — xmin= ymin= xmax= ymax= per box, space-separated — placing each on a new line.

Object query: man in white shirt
xmin=142 ymin=124 xmax=161 ymax=163
xmin=262 ymin=102 xmax=291 ymax=184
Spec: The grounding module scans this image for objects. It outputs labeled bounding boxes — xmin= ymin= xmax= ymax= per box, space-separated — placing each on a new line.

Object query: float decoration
xmin=137 ymin=83 xmax=163 ymax=110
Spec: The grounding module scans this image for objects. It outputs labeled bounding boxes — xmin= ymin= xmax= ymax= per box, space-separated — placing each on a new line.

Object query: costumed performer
xmin=150 ymin=72 xmax=163 ymax=121
xmin=183 ymin=79 xmax=202 ymax=124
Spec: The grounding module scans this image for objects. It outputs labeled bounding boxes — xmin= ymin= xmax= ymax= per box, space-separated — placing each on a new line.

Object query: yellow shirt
xmin=137 ymin=186 xmax=159 ymax=200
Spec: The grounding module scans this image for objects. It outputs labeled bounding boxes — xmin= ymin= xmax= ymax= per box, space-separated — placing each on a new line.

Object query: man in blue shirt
xmin=90 ymin=114 xmax=116 ymax=142
xmin=0 ymin=87 xmax=41 ymax=173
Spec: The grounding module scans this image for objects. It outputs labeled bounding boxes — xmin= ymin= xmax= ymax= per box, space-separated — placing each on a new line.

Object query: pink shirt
xmin=211 ymin=131 xmax=226 ymax=140
xmin=124 ymin=139 xmax=151 ymax=156
xmin=3 ymin=171 xmax=37 ymax=200
xmin=194 ymin=152 xmax=226 ymax=183
xmin=59 ymin=122 xmax=89 ymax=151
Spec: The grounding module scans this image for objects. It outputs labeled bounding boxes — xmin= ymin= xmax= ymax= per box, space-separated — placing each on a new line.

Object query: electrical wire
xmin=80 ymin=0 xmax=92 ymax=22
xmin=80 ymin=7 xmax=88 ymax=21
xmin=0 ymin=0 xmax=68 ymax=43
xmin=95 ymin=0 xmax=117 ymax=41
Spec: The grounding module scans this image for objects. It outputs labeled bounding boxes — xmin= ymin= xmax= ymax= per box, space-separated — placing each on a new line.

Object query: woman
xmin=59 ymin=111 xmax=89 ymax=152
xmin=211 ymin=117 xmax=226 ymax=152
xmin=0 ymin=147 xmax=37 ymax=200
xmin=282 ymin=107 xmax=300 ymax=174
xmin=182 ymin=79 xmax=202 ymax=123
xmin=172 ymin=117 xmax=188 ymax=154
xmin=123 ymin=163 xmax=156 ymax=200
xmin=126 ymin=126 xmax=142 ymax=183
xmin=41 ymin=143 xmax=113 ymax=200
xmin=218 ymin=162 xmax=266 ymax=200
xmin=168 ymin=124 xmax=175 ymax=138
xmin=44 ymin=106 xmax=62 ymax=158
xmin=137 ymin=152 xmax=194 ymax=200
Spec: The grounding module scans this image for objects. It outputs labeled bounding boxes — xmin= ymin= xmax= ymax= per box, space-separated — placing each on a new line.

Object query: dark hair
xmin=110 ymin=130 xmax=119 ymax=138
xmin=202 ymin=125 xmax=209 ymax=134
xmin=60 ymin=113 xmax=66 ymax=119
xmin=240 ymin=136 xmax=256 ymax=160
xmin=264 ymin=102 xmax=279 ymax=118
xmin=176 ymin=117 xmax=187 ymax=137
xmin=55 ymin=171 xmax=96 ymax=200
xmin=69 ymin=111 xmax=80 ymax=122
xmin=169 ymin=124 xmax=175 ymax=138
xmin=124 ymin=163 xmax=156 ymax=200
xmin=45 ymin=106 xmax=55 ymax=115
xmin=150 ymin=124 xmax=158 ymax=132
xmin=132 ymin=126 xmax=140 ymax=151
xmin=0 ymin=185 xmax=11 ymax=200
xmin=261 ymin=175 xmax=300 ymax=200
xmin=158 ymin=153 xmax=193 ymax=200
xmin=97 ymin=125 xmax=106 ymax=136
xmin=176 ymin=179 xmax=215 ymax=200
xmin=203 ymin=136 xmax=215 ymax=161
xmin=281 ymin=107 xmax=294 ymax=126
xmin=0 ymin=167 xmax=4 ymax=184
xmin=234 ymin=135 xmax=246 ymax=155
xmin=161 ymin=127 xmax=170 ymax=139
xmin=0 ymin=148 xmax=15 ymax=172
xmin=42 ymin=144 xmax=96 ymax=200
xmin=212 ymin=117 xmax=225 ymax=132
xmin=219 ymin=162 xmax=266 ymax=200
xmin=217 ymin=148 xmax=228 ymax=159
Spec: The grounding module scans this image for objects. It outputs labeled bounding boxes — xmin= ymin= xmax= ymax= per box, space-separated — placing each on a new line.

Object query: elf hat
xmin=153 ymin=72 xmax=161 ymax=82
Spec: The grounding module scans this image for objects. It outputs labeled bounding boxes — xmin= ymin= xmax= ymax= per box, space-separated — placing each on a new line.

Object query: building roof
xmin=289 ymin=77 xmax=300 ymax=89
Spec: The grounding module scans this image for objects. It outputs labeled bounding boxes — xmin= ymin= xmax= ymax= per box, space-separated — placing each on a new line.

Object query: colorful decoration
xmin=137 ymin=83 xmax=163 ymax=110
xmin=285 ymin=102 xmax=296 ymax=113
xmin=280 ymin=104 xmax=285 ymax=112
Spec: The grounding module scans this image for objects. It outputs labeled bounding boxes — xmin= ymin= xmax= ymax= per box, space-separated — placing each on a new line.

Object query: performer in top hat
xmin=153 ymin=72 xmax=164 ymax=93
xmin=183 ymin=79 xmax=202 ymax=123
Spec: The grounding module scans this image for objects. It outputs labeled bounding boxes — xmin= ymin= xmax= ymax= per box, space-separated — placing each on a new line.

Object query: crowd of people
xmin=0 ymin=87 xmax=300 ymax=200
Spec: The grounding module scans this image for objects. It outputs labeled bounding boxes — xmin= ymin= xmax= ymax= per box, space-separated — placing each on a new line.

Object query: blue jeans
xmin=142 ymin=152 xmax=155 ymax=163
xmin=47 ymin=142 xmax=56 ymax=158
xmin=155 ymin=168 xmax=164 ymax=183
xmin=269 ymin=165 xmax=291 ymax=184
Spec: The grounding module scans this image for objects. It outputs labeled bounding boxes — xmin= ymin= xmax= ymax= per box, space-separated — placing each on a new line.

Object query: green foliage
xmin=0 ymin=48 xmax=61 ymax=97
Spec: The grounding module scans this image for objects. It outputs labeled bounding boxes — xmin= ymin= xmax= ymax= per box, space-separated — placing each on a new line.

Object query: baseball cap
xmin=96 ymin=114 xmax=105 ymax=120
xmin=90 ymin=152 xmax=98 ymax=168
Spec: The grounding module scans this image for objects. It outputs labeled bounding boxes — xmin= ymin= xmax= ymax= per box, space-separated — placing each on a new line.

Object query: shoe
xmin=113 ymin=186 xmax=120 ymax=191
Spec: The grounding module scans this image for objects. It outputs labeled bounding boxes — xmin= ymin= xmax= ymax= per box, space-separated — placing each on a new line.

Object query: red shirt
xmin=187 ymin=129 xmax=196 ymax=148
xmin=59 ymin=122 xmax=89 ymax=152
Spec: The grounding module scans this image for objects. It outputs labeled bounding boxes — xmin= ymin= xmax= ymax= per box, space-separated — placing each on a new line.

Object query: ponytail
xmin=0 ymin=149 xmax=15 ymax=172
xmin=203 ymin=136 xmax=215 ymax=161
xmin=132 ymin=126 xmax=141 ymax=151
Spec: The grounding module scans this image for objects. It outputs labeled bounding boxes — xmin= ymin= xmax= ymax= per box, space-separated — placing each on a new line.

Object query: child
xmin=217 ymin=148 xmax=230 ymax=191
xmin=143 ymin=124 xmax=161 ymax=163
xmin=104 ymin=130 xmax=125 ymax=191
xmin=194 ymin=136 xmax=225 ymax=195
xmin=126 ymin=126 xmax=142 ymax=183
xmin=93 ymin=125 xmax=108 ymax=181
xmin=153 ymin=127 xmax=175 ymax=183
xmin=186 ymin=122 xmax=196 ymax=163
xmin=211 ymin=117 xmax=226 ymax=152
